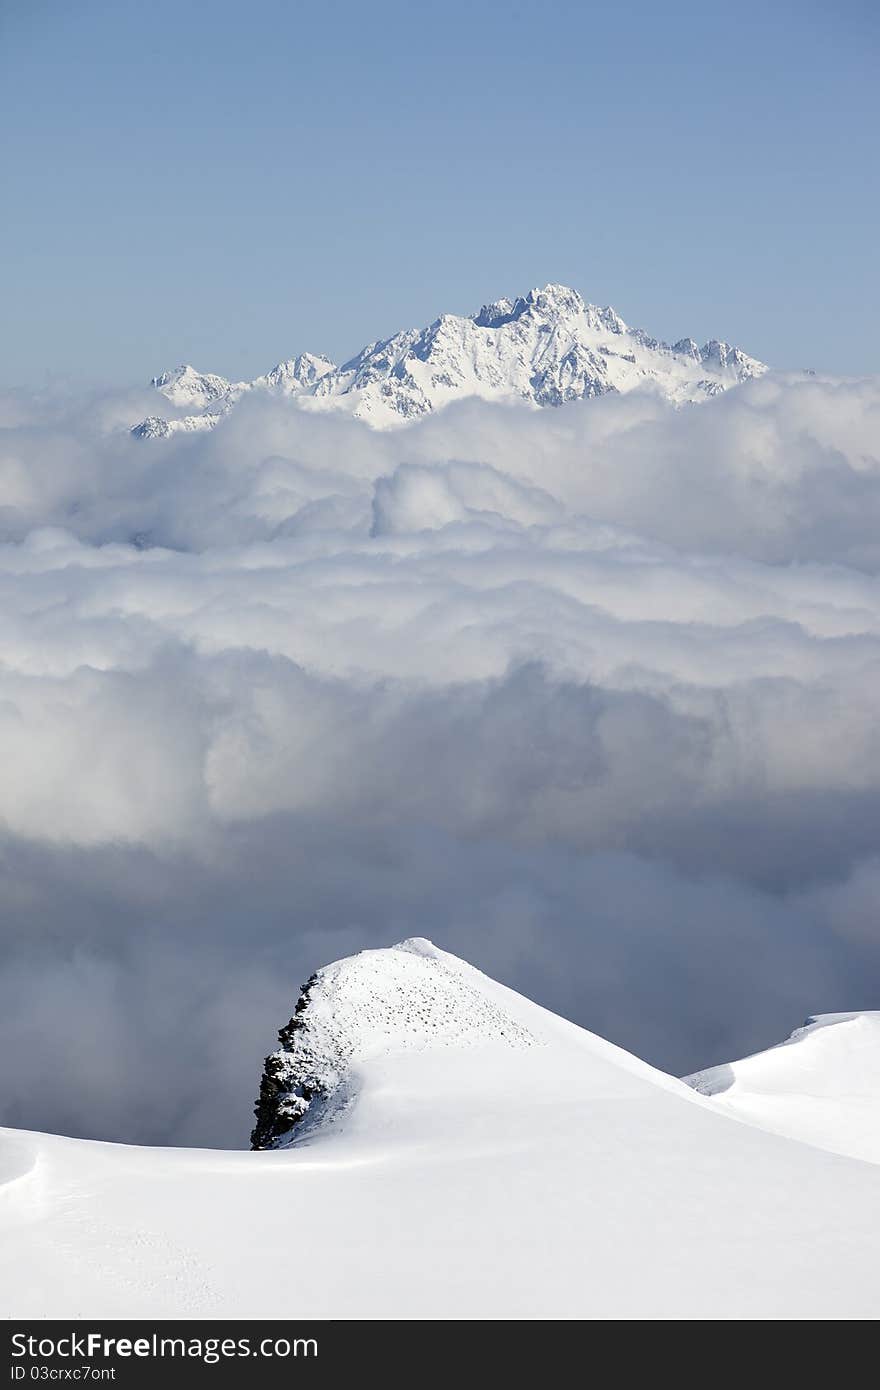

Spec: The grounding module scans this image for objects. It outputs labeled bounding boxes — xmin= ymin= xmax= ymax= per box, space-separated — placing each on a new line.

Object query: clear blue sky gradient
xmin=2 ymin=0 xmax=878 ymax=385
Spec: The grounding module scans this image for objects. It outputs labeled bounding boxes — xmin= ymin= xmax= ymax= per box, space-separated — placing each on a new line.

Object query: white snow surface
xmin=131 ymin=284 xmax=766 ymax=436
xmin=288 ymin=936 xmax=538 ymax=1062
xmin=2 ymin=940 xmax=879 ymax=1320
xmin=684 ymin=1011 xmax=880 ymax=1165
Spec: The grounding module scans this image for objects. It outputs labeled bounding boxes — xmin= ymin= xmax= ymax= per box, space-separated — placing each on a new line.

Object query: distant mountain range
xmin=131 ymin=283 xmax=767 ymax=437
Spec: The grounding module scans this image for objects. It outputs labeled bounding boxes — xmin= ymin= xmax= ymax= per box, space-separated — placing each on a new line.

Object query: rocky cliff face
xmin=251 ymin=972 xmax=322 ymax=1151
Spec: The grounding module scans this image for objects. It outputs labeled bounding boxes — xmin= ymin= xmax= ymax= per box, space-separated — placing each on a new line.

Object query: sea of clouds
xmin=1 ymin=371 xmax=880 ymax=1145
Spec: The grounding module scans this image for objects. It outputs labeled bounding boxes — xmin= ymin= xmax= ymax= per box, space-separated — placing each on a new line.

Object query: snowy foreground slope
xmin=131 ymin=284 xmax=766 ymax=436
xmin=2 ymin=940 xmax=880 ymax=1320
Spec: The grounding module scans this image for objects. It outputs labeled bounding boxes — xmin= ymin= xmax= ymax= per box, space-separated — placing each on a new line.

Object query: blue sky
xmin=2 ymin=0 xmax=877 ymax=384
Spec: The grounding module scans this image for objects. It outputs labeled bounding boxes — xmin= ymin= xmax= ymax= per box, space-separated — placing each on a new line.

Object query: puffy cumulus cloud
xmin=2 ymin=373 xmax=880 ymax=1144
xmin=4 ymin=371 xmax=880 ymax=562
xmin=371 ymin=459 xmax=564 ymax=534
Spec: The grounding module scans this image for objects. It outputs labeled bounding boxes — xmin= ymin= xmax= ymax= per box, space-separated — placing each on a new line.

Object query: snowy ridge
xmin=150 ymin=364 xmax=237 ymax=409
xmin=684 ymin=1011 xmax=880 ymax=1164
xmin=251 ymin=938 xmax=537 ymax=1148
xmin=3 ymin=941 xmax=880 ymax=1317
xmin=130 ymin=411 xmax=225 ymax=439
xmin=131 ymin=283 xmax=767 ymax=436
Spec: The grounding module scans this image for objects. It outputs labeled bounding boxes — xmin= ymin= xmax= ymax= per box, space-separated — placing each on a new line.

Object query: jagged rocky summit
xmin=133 ymin=283 xmax=767 ymax=438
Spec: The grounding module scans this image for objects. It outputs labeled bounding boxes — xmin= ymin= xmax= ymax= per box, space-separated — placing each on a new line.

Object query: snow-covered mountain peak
xmin=5 ymin=945 xmax=880 ymax=1317
xmin=700 ymin=338 xmax=762 ymax=376
xmin=511 ymin=282 xmax=587 ymax=321
xmin=472 ymin=295 xmax=526 ymax=328
xmin=150 ymin=363 xmax=234 ymax=409
xmin=130 ymin=411 xmax=222 ymax=439
xmin=471 ymin=284 xmax=620 ymax=334
xmin=132 ymin=283 xmax=768 ymax=437
xmin=673 ymin=336 xmax=701 ymax=360
xmin=253 ymin=351 xmax=336 ymax=393
xmin=250 ymin=938 xmax=538 ymax=1149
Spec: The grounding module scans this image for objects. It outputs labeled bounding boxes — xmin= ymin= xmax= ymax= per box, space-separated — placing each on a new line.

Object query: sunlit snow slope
xmin=685 ymin=1011 xmax=880 ymax=1165
xmin=1 ymin=941 xmax=879 ymax=1319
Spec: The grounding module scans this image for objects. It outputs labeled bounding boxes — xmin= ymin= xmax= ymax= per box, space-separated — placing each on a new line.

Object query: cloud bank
xmin=1 ymin=373 xmax=880 ymax=1144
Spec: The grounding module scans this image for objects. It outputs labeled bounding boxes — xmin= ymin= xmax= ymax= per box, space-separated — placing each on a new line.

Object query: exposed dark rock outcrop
xmin=250 ymin=973 xmax=321 ymax=1150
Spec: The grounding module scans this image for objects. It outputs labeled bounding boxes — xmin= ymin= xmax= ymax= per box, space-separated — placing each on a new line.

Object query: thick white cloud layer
xmin=1 ymin=374 xmax=880 ymax=1144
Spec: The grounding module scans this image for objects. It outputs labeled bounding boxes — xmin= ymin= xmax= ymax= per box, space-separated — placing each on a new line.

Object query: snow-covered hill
xmin=130 ymin=284 xmax=767 ymax=436
xmin=3 ymin=939 xmax=878 ymax=1319
xmin=685 ymin=1011 xmax=880 ymax=1165
xmin=251 ymin=938 xmax=541 ymax=1149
